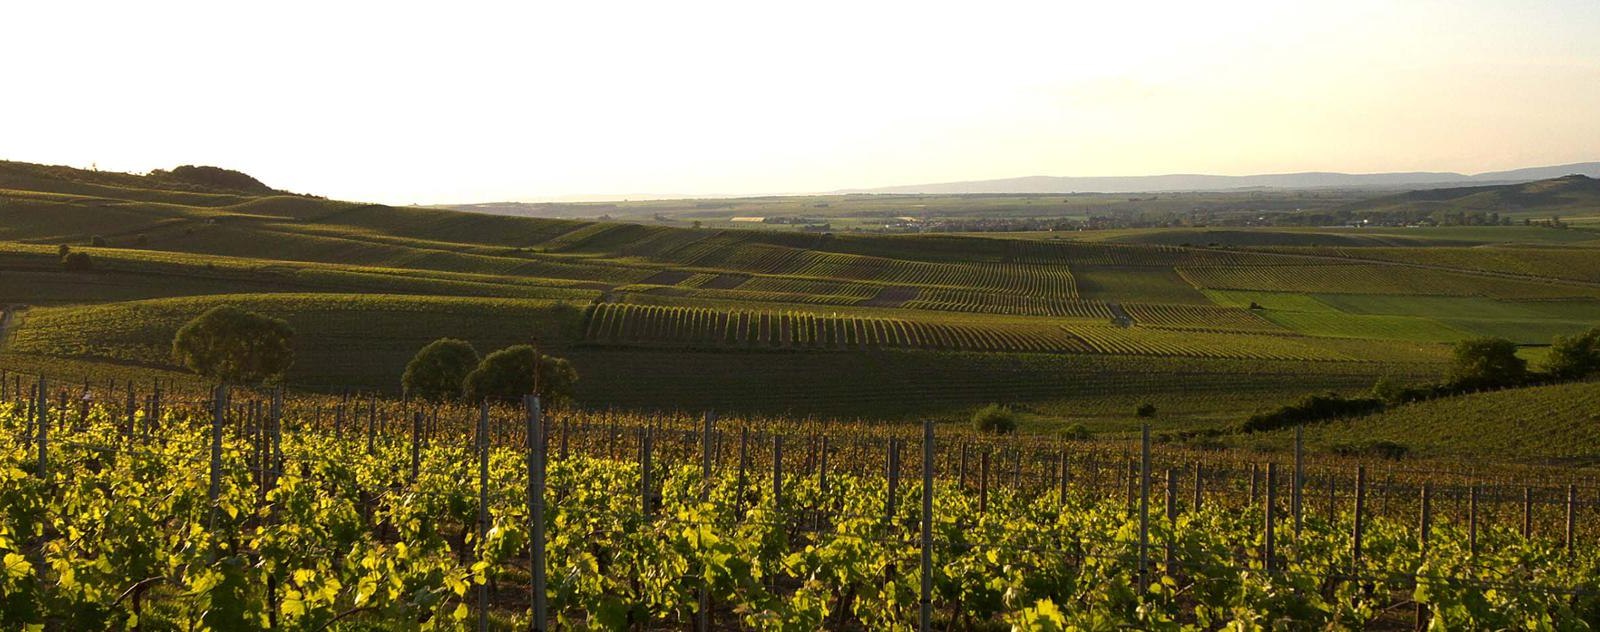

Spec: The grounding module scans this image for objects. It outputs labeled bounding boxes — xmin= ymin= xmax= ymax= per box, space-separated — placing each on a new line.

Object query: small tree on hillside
xmin=172 ymin=305 xmax=295 ymax=385
xmin=1546 ymin=328 xmax=1600 ymax=379
xmin=61 ymin=252 xmax=93 ymax=272
xmin=1448 ymin=337 xmax=1526 ymax=389
xmin=463 ymin=345 xmax=578 ymax=406
xmin=971 ymin=404 xmax=1017 ymax=435
xmin=402 ymin=338 xmax=479 ymax=402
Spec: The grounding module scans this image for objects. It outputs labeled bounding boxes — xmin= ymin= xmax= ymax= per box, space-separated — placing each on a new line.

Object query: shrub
xmin=463 ymin=345 xmax=578 ymax=405
xmin=1545 ymin=328 xmax=1600 ymax=380
xmin=171 ymin=305 xmax=295 ymax=385
xmin=1239 ymin=393 xmax=1384 ymax=433
xmin=971 ymin=404 xmax=1017 ymax=435
xmin=1369 ymin=375 xmax=1407 ymax=404
xmin=1062 ymin=423 xmax=1091 ymax=441
xmin=61 ymin=252 xmax=94 ymax=272
xmin=401 ymin=338 xmax=479 ymax=402
xmin=1447 ymin=337 xmax=1526 ymax=389
xmin=1330 ymin=440 xmax=1409 ymax=460
xmin=1135 ymin=402 xmax=1157 ymax=418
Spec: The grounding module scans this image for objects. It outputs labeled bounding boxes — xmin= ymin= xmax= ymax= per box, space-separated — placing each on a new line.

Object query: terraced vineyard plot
xmin=1178 ymin=263 xmax=1600 ymax=298
xmin=1286 ymin=380 xmax=1600 ymax=460
xmin=583 ymin=302 xmax=1093 ymax=353
xmin=1074 ymin=266 xmax=1213 ymax=304
xmin=1286 ymin=246 xmax=1600 ymax=284
xmin=1063 ymin=324 xmax=1352 ymax=361
xmin=1122 ymin=303 xmax=1288 ymax=333
xmin=903 ymin=288 xmax=1113 ymax=318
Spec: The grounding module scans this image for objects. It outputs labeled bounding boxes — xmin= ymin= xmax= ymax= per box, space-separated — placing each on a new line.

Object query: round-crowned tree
xmin=401 ymin=338 xmax=479 ymax=402
xmin=463 ymin=345 xmax=578 ymax=406
xmin=971 ymin=403 xmax=1018 ymax=435
xmin=1545 ymin=328 xmax=1600 ymax=380
xmin=171 ymin=305 xmax=295 ymax=385
xmin=1448 ymin=337 xmax=1526 ymax=389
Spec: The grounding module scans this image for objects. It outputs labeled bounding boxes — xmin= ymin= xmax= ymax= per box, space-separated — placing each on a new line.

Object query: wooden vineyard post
xmin=979 ymin=450 xmax=990 ymax=515
xmin=35 ymin=375 xmax=47 ymax=478
xmin=151 ymin=379 xmax=162 ymax=429
xmin=1468 ymin=485 xmax=1479 ymax=557
xmin=1416 ymin=483 xmax=1431 ymax=631
xmin=124 ymin=380 xmax=136 ymax=444
xmin=560 ymin=415 xmax=570 ymax=460
xmin=1264 ymin=463 xmax=1277 ymax=574
xmin=1164 ymin=467 xmax=1177 ymax=571
xmin=1523 ymin=487 xmax=1533 ymax=539
xmin=1192 ymin=462 xmax=1203 ymax=512
xmin=1137 ymin=425 xmax=1150 ymax=596
xmin=641 ymin=428 xmax=655 ymax=515
xmin=819 ymin=436 xmax=830 ymax=496
xmin=1249 ymin=463 xmax=1259 ymax=506
xmin=1292 ymin=426 xmax=1304 ymax=535
xmin=736 ymin=427 xmax=749 ymax=513
xmin=959 ymin=442 xmax=969 ymax=489
xmin=476 ymin=402 xmax=489 ymax=632
xmin=701 ymin=412 xmax=716 ymax=501
xmin=698 ymin=412 xmax=714 ymax=632
xmin=1352 ymin=466 xmax=1365 ymax=574
xmin=887 ymin=438 xmax=901 ymax=523
xmin=366 ymin=397 xmax=377 ymax=455
xmin=1059 ymin=450 xmax=1070 ymax=507
xmin=919 ymin=421 xmax=934 ymax=632
xmin=773 ymin=435 xmax=784 ymax=510
xmin=525 ymin=396 xmax=548 ymax=632
xmin=411 ymin=411 xmax=423 ymax=482
xmin=209 ymin=386 xmax=228 ymax=536
xmin=1566 ymin=484 xmax=1576 ymax=558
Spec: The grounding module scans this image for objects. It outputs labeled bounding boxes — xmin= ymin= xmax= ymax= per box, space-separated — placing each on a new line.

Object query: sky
xmin=3 ymin=0 xmax=1598 ymax=204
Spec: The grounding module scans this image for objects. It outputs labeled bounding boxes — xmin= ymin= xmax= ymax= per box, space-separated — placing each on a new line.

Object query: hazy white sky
xmin=3 ymin=0 xmax=1598 ymax=203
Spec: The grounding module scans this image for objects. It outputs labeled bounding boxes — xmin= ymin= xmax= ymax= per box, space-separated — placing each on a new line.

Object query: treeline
xmin=1240 ymin=329 xmax=1600 ymax=434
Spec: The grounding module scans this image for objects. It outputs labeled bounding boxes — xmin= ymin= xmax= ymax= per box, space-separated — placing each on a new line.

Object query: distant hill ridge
xmin=1344 ymin=174 xmax=1600 ymax=215
xmin=837 ymin=162 xmax=1600 ymax=195
xmin=0 ymin=160 xmax=290 ymax=197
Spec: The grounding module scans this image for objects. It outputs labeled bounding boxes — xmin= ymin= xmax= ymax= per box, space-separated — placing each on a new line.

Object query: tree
xmin=1448 ymin=337 xmax=1526 ymax=389
xmin=1135 ymin=402 xmax=1157 ymax=418
xmin=171 ymin=306 xmax=295 ymax=385
xmin=971 ymin=403 xmax=1017 ymax=435
xmin=61 ymin=252 xmax=93 ymax=272
xmin=463 ymin=345 xmax=578 ymax=405
xmin=1546 ymin=328 xmax=1600 ymax=379
xmin=401 ymin=338 xmax=479 ymax=402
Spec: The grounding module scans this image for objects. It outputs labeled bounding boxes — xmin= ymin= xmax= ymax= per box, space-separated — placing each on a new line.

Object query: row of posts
xmin=6 ymin=375 xmax=1596 ymax=630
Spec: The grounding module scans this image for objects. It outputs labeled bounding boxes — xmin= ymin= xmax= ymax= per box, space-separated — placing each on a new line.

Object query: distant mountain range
xmin=836 ymin=162 xmax=1600 ymax=195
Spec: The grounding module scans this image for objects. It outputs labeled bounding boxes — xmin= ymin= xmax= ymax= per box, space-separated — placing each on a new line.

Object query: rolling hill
xmin=1 ymin=159 xmax=1596 ymax=429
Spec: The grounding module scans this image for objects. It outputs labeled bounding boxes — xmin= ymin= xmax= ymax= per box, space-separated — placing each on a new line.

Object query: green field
xmin=2 ymin=160 xmax=1597 ymax=451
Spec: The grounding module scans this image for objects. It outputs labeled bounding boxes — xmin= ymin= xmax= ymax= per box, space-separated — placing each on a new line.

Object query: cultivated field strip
xmin=1063 ymin=324 xmax=1350 ymax=361
xmin=1288 ymin=246 xmax=1600 ymax=285
xmin=903 ymin=289 xmax=1114 ymax=318
xmin=582 ymin=302 xmax=1093 ymax=353
xmin=1121 ymin=302 xmax=1290 ymax=333
xmin=1176 ymin=263 xmax=1600 ymax=298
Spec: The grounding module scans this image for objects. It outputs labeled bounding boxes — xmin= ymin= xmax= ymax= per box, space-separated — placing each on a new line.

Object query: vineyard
xmin=4 ymin=376 xmax=1600 ymax=630
xmin=580 ymin=302 xmax=1095 ymax=354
